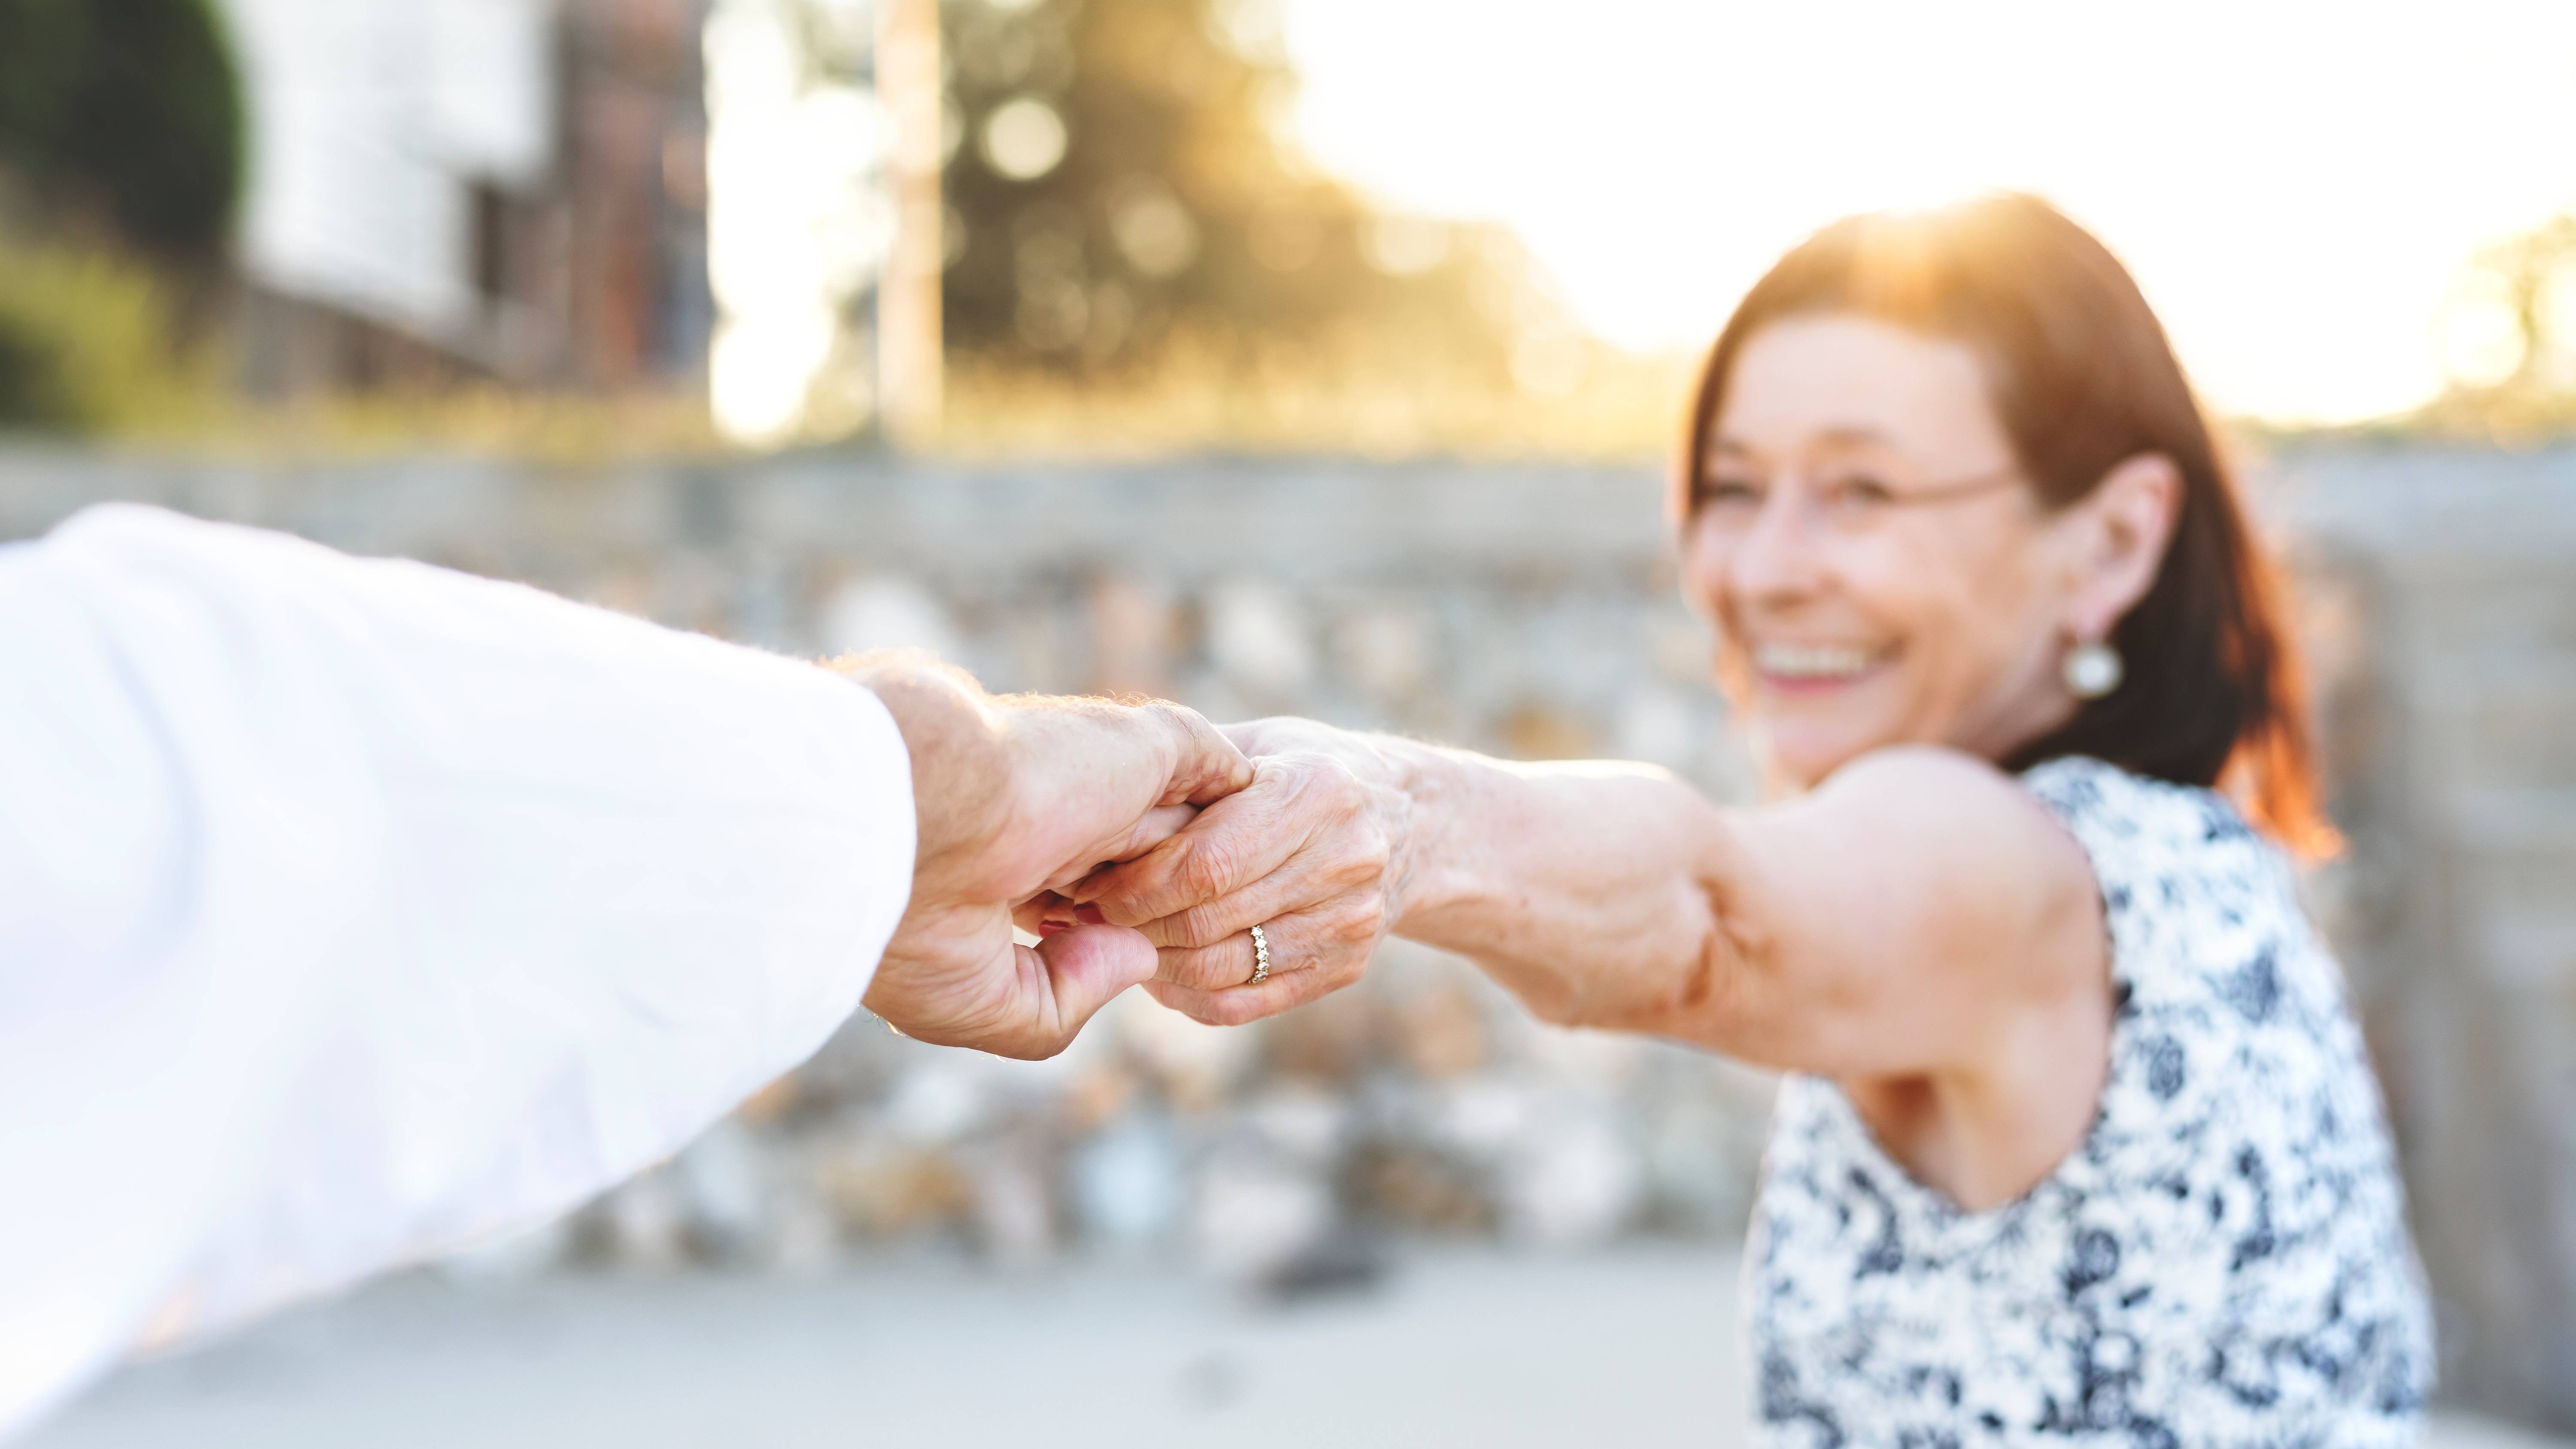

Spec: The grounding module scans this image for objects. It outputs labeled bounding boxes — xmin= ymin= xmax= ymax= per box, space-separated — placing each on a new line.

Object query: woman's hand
xmin=845 ymin=655 xmax=1253 ymax=1057
xmin=1065 ymin=718 xmax=1416 ymax=1025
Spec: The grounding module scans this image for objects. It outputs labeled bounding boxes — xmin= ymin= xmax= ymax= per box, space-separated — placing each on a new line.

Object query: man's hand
xmin=1065 ymin=717 xmax=1416 ymax=1026
xmin=839 ymin=654 xmax=1252 ymax=1058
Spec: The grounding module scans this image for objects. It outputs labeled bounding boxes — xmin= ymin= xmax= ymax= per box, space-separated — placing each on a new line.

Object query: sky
xmin=1275 ymin=0 xmax=2576 ymax=424
xmin=705 ymin=0 xmax=2576 ymax=440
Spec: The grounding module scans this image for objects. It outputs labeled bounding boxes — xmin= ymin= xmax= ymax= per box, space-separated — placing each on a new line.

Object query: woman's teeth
xmin=1756 ymin=643 xmax=1883 ymax=679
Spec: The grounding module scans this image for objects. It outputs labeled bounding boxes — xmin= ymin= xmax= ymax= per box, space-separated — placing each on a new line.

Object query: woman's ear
xmin=2063 ymin=453 xmax=2182 ymax=639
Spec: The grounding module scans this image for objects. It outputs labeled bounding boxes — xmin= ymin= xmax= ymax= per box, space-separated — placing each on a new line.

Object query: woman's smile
xmin=1750 ymin=640 xmax=1895 ymax=695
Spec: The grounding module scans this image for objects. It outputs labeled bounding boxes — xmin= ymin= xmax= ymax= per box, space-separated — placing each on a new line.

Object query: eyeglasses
xmin=1686 ymin=463 xmax=2022 ymax=540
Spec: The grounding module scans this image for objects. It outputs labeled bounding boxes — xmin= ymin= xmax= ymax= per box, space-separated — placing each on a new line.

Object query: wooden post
xmin=876 ymin=0 xmax=943 ymax=448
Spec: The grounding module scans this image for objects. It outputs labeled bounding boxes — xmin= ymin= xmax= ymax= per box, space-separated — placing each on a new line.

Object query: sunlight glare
xmin=1277 ymin=0 xmax=2576 ymax=424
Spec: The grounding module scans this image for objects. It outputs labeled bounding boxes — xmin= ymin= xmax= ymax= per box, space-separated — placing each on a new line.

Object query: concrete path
xmin=24 ymin=1246 xmax=2567 ymax=1449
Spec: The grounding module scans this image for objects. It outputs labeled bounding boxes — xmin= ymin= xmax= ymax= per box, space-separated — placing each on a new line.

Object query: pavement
xmin=23 ymin=1245 xmax=2570 ymax=1449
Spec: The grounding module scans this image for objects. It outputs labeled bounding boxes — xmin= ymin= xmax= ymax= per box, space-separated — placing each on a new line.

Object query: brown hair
xmin=1678 ymin=192 xmax=2334 ymax=855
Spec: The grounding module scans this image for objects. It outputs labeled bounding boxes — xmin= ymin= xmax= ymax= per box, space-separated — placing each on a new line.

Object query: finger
xmin=1112 ymin=802 xmax=1200 ymax=860
xmin=1012 ymin=892 xmax=1103 ymax=936
xmin=1129 ymin=834 xmax=1381 ymax=950
xmin=1156 ymin=883 xmax=1390 ymax=988
xmin=1148 ymin=703 xmax=1255 ymax=805
xmin=1009 ymin=923 xmax=1157 ymax=1059
xmin=1068 ymin=785 xmax=1298 ymax=927
xmin=1141 ymin=954 xmax=1362 ymax=1028
xmin=1039 ymin=802 xmax=1198 ymax=896
xmin=1153 ymin=911 xmax=1319 ymax=992
xmin=1013 ymin=892 xmax=1069 ymax=935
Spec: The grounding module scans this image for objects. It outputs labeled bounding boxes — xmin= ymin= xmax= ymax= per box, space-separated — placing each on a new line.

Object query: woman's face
xmin=1681 ymin=313 xmax=2126 ymax=790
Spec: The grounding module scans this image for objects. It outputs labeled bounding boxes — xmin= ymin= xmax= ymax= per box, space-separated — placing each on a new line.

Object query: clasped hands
xmin=844 ymin=654 xmax=1406 ymax=1060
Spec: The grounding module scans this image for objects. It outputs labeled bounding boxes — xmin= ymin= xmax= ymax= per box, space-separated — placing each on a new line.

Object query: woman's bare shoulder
xmin=1757 ymin=744 xmax=2107 ymax=1002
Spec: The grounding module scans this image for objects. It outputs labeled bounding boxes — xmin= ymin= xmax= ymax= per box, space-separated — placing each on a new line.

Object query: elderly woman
xmin=1069 ymin=194 xmax=2431 ymax=1441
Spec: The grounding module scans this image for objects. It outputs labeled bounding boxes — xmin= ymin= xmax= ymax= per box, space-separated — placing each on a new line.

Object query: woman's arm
xmin=1077 ymin=718 xmax=2107 ymax=1084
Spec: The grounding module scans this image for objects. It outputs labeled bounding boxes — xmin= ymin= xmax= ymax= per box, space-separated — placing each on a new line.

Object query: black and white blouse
xmin=1747 ymin=756 xmax=2432 ymax=1447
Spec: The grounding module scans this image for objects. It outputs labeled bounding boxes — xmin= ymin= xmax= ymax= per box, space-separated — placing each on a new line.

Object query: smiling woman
xmin=1679 ymin=195 xmax=2330 ymax=852
xmin=1077 ymin=192 xmax=2433 ymax=1442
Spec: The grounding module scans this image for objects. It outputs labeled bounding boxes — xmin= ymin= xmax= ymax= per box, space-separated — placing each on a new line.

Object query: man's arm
xmin=0 ymin=506 xmax=926 ymax=1435
xmin=0 ymin=506 xmax=1242 ymax=1436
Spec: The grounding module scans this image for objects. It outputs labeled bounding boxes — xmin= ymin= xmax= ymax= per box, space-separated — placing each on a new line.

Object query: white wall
xmin=212 ymin=0 xmax=558 ymax=337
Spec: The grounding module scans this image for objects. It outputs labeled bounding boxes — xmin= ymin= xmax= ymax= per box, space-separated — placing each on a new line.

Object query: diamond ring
xmin=1248 ymin=923 xmax=1271 ymax=985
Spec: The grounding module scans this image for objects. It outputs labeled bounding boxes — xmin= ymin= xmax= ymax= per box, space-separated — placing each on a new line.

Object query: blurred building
xmin=212 ymin=0 xmax=713 ymax=394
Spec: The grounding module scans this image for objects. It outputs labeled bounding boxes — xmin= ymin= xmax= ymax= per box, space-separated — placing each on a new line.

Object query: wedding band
xmin=1248 ymin=923 xmax=1271 ymax=985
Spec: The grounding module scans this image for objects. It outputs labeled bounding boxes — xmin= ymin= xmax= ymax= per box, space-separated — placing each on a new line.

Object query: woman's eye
xmin=1698 ymin=479 xmax=1763 ymax=509
xmin=1824 ymin=475 xmax=1897 ymax=508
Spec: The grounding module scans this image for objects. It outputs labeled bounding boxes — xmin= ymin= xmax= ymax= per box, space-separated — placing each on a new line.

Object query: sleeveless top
xmin=1746 ymin=757 xmax=2432 ymax=1447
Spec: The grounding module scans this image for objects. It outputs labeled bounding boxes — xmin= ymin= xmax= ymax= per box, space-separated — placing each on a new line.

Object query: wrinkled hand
xmin=1066 ymin=717 xmax=1413 ymax=1026
xmin=844 ymin=656 xmax=1252 ymax=1058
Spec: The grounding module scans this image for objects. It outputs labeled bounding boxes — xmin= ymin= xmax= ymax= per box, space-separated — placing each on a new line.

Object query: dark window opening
xmin=471 ymin=181 xmax=510 ymax=307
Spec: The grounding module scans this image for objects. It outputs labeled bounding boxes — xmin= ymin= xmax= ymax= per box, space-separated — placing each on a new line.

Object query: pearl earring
xmin=2064 ymin=640 xmax=2124 ymax=700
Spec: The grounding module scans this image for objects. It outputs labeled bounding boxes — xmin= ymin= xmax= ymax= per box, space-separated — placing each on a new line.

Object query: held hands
xmin=1062 ymin=717 xmax=1415 ymax=1027
xmin=848 ymin=650 xmax=1408 ymax=1055
xmin=842 ymin=655 xmax=1252 ymax=1059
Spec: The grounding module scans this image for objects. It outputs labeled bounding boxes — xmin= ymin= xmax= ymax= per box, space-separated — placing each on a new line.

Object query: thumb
xmin=1024 ymin=923 xmax=1159 ymax=1054
xmin=1149 ymin=703 xmax=1255 ymax=805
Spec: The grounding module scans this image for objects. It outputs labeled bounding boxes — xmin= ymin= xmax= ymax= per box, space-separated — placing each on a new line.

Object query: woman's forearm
xmin=1150 ymin=723 xmax=2103 ymax=1084
xmin=1087 ymin=715 xmax=1762 ymax=1037
xmin=1360 ymin=735 xmax=1745 ymax=1030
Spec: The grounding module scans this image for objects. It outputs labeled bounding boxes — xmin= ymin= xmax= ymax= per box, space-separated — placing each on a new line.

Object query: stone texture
xmin=2273 ymin=445 xmax=2576 ymax=1432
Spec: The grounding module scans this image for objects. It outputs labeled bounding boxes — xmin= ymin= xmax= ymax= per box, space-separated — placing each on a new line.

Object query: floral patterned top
xmin=1746 ymin=757 xmax=2431 ymax=1447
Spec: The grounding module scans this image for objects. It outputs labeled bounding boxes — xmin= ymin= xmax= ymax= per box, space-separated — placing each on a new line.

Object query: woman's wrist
xmin=1352 ymin=735 xmax=1471 ymax=935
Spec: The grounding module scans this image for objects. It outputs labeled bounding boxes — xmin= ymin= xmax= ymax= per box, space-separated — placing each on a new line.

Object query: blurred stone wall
xmin=2268 ymin=446 xmax=2576 ymax=1432
xmin=3 ymin=443 xmax=2573 ymax=1425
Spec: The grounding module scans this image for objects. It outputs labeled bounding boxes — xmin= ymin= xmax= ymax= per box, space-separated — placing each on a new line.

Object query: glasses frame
xmin=1685 ymin=462 xmax=2026 ymax=538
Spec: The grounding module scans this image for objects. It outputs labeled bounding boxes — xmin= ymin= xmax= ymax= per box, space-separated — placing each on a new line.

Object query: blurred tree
xmin=766 ymin=0 xmax=1638 ymax=451
xmin=928 ymin=0 xmax=1537 ymax=384
xmin=0 ymin=235 xmax=211 ymax=431
xmin=0 ymin=0 xmax=238 ymax=430
xmin=2424 ymin=214 xmax=2576 ymax=438
xmin=0 ymin=0 xmax=245 ymax=262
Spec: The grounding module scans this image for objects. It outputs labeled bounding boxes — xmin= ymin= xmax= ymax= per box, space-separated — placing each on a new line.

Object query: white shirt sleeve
xmin=0 ymin=504 xmax=916 ymax=1436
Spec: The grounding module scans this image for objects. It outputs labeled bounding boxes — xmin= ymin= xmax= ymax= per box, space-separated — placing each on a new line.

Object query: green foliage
xmin=0 ymin=235 xmax=213 ymax=432
xmin=0 ymin=0 xmax=245 ymax=259
xmin=924 ymin=0 xmax=1540 ymax=383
